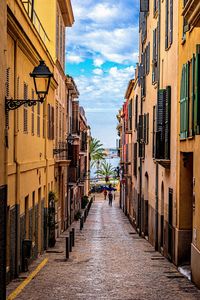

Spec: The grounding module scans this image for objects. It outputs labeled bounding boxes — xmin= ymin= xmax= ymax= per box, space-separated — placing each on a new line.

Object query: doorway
xmin=168 ymin=188 xmax=173 ymax=260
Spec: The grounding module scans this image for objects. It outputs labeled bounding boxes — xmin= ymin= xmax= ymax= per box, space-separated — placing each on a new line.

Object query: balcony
xmin=22 ymin=0 xmax=49 ymax=46
xmin=68 ymin=166 xmax=78 ymax=184
xmin=182 ymin=0 xmax=200 ymax=28
xmin=80 ymin=142 xmax=87 ymax=155
xmin=154 ymin=132 xmax=171 ymax=169
xmin=53 ymin=142 xmax=71 ymax=166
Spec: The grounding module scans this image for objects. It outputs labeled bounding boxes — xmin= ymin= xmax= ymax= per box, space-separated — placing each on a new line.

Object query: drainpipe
xmin=13 ymin=39 xmax=21 ymax=277
xmin=155 ymin=0 xmax=161 ymax=251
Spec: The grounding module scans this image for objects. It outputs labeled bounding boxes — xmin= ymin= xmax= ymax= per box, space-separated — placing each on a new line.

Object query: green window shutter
xmin=180 ymin=64 xmax=189 ymax=138
xmin=192 ymin=54 xmax=196 ymax=134
xmin=165 ymin=86 xmax=171 ymax=159
xmin=185 ymin=63 xmax=189 ymax=137
xmin=195 ymin=46 xmax=200 ymax=134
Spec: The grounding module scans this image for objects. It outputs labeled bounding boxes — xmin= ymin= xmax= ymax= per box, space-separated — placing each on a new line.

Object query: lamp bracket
xmin=5 ymin=98 xmax=44 ymax=111
xmin=53 ymin=148 xmax=67 ymax=155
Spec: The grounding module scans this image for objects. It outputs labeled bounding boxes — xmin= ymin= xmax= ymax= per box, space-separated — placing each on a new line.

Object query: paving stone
xmin=6 ymin=194 xmax=200 ymax=300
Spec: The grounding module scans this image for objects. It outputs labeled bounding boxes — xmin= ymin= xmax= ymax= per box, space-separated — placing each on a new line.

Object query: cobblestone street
xmin=7 ymin=195 xmax=200 ymax=300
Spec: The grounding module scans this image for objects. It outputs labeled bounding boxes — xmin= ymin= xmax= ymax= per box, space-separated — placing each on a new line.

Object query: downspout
xmin=139 ymin=86 xmax=143 ymax=236
xmin=13 ymin=39 xmax=20 ymax=276
xmin=155 ymin=0 xmax=161 ymax=251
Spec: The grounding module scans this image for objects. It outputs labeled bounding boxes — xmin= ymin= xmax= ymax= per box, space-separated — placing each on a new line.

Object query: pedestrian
xmin=108 ymin=190 xmax=113 ymax=206
xmin=103 ymin=189 xmax=107 ymax=200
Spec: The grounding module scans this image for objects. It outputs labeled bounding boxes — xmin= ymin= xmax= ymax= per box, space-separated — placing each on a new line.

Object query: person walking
xmin=103 ymin=189 xmax=107 ymax=200
xmin=108 ymin=190 xmax=113 ymax=206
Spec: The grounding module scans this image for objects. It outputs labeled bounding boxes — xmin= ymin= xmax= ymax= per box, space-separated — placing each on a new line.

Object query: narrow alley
xmin=7 ymin=195 xmax=200 ymax=300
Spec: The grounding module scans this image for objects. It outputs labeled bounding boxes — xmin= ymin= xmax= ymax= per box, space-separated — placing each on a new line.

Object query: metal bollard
xmin=80 ymin=217 xmax=82 ymax=230
xmin=72 ymin=228 xmax=75 ymax=247
xmin=66 ymin=236 xmax=69 ymax=260
xmin=80 ymin=216 xmax=84 ymax=230
xmin=69 ymin=231 xmax=72 ymax=252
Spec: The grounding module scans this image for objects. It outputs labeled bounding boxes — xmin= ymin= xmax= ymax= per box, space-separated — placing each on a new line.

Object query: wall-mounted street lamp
xmin=5 ymin=60 xmax=53 ymax=111
xmin=67 ymin=133 xmax=75 ymax=145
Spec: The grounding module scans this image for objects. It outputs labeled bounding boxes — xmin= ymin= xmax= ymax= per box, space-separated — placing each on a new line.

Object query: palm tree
xmin=95 ymin=161 xmax=115 ymax=181
xmin=90 ymin=138 xmax=106 ymax=168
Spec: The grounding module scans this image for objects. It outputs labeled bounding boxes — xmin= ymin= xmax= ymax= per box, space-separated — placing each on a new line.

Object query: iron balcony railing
xmin=22 ymin=0 xmax=49 ymax=46
xmin=53 ymin=142 xmax=68 ymax=161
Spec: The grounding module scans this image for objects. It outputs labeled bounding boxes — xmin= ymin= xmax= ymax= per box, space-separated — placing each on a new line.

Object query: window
xmin=31 ymin=90 xmax=34 ymax=135
xmin=43 ymin=105 xmax=45 ymax=138
xmin=140 ymin=12 xmax=147 ymax=44
xmin=5 ymin=68 xmax=10 ymax=129
xmin=144 ymin=113 xmax=149 ymax=144
xmin=154 ymin=0 xmax=158 ymax=15
xmin=23 ymin=83 xmax=28 ymax=133
xmin=180 ymin=46 xmax=200 ymax=138
xmin=135 ymin=95 xmax=138 ymax=130
xmin=152 ymin=106 xmax=156 ymax=157
xmin=56 ymin=11 xmax=59 ymax=58
xmin=32 ymin=191 xmax=35 ymax=242
xmin=156 ymin=87 xmax=171 ymax=159
xmin=133 ymin=143 xmax=137 ymax=177
xmin=47 ymin=104 xmax=54 ymax=140
xmin=165 ymin=0 xmax=173 ymax=50
xmin=152 ymin=27 xmax=158 ymax=83
xmin=37 ymin=102 xmax=40 ymax=136
xmin=128 ymin=99 xmax=132 ymax=131
xmin=25 ymin=195 xmax=29 ymax=239
xmin=140 ymin=0 xmax=149 ymax=12
xmin=145 ymin=42 xmax=150 ymax=75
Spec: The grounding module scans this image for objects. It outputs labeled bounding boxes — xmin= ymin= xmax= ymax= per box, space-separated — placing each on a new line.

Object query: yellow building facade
xmin=177 ymin=0 xmax=200 ymax=288
xmin=0 ymin=1 xmax=7 ymax=297
xmin=5 ymin=0 xmax=74 ymax=282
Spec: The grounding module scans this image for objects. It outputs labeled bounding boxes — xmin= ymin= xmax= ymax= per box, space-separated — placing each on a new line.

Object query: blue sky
xmin=66 ymin=0 xmax=139 ymax=148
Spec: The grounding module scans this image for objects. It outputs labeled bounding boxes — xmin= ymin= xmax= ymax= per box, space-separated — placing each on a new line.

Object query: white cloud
xmin=67 ymin=54 xmax=83 ymax=64
xmin=68 ymin=26 xmax=138 ymax=65
xmin=87 ymin=3 xmax=120 ymax=22
xmin=93 ymin=68 xmax=103 ymax=75
xmin=93 ymin=58 xmax=104 ymax=67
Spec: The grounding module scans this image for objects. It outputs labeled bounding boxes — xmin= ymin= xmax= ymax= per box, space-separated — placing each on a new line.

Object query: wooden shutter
xmin=144 ymin=114 xmax=147 ymax=143
xmin=147 ymin=113 xmax=149 ymax=144
xmin=37 ymin=102 xmax=40 ymax=136
xmin=157 ymin=89 xmax=166 ymax=134
xmin=192 ymin=55 xmax=196 ymax=134
xmin=135 ymin=96 xmax=138 ymax=130
xmin=138 ymin=115 xmax=144 ymax=142
xmin=180 ymin=64 xmax=189 ymax=138
xmin=146 ymin=43 xmax=150 ymax=75
xmin=134 ymin=143 xmax=137 ymax=177
xmin=51 ymin=106 xmax=54 ymax=140
xmin=195 ymin=46 xmax=200 ymax=134
xmin=165 ymin=86 xmax=171 ymax=159
xmin=156 ymin=90 xmax=166 ymax=158
xmin=47 ymin=103 xmax=51 ymax=139
xmin=141 ymin=12 xmax=147 ymax=43
xmin=23 ymin=83 xmax=28 ymax=133
xmin=140 ymin=0 xmax=149 ymax=12
xmin=153 ymin=106 xmax=156 ymax=157
xmin=128 ymin=100 xmax=132 ymax=131
xmin=169 ymin=0 xmax=173 ymax=46
xmin=165 ymin=0 xmax=169 ymax=49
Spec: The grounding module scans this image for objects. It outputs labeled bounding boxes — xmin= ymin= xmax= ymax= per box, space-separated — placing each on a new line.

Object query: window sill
xmin=165 ymin=43 xmax=172 ymax=52
xmin=181 ymin=37 xmax=186 ymax=45
xmin=153 ymin=10 xmax=158 ymax=19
